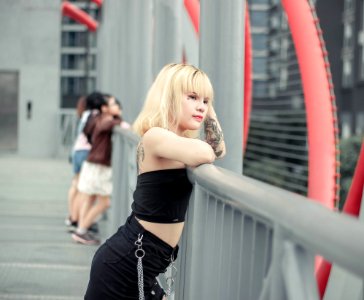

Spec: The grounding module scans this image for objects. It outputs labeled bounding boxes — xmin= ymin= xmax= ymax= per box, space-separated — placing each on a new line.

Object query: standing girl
xmin=85 ymin=63 xmax=226 ymax=299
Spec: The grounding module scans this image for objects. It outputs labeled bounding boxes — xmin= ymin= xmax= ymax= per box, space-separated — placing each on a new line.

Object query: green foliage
xmin=243 ymin=157 xmax=308 ymax=195
xmin=244 ymin=157 xmax=286 ymax=186
xmin=339 ymin=135 xmax=363 ymax=210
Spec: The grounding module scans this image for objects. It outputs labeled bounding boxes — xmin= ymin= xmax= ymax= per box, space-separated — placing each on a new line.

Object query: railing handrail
xmin=116 ymin=126 xmax=139 ymax=143
xmin=188 ymin=164 xmax=364 ymax=278
xmin=55 ymin=109 xmax=78 ymax=158
xmin=56 ymin=108 xmax=76 ymax=115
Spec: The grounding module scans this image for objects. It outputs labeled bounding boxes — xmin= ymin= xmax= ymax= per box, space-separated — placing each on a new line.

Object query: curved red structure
xmin=317 ymin=141 xmax=364 ymax=297
xmin=62 ymin=2 xmax=98 ymax=32
xmin=342 ymin=141 xmax=364 ymax=216
xmin=184 ymin=0 xmax=200 ymax=36
xmin=281 ymin=0 xmax=340 ymax=297
xmin=243 ymin=4 xmax=252 ymax=152
xmin=281 ymin=0 xmax=338 ymax=208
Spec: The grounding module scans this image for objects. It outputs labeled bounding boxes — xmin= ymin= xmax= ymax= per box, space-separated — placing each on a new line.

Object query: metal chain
xmin=164 ymin=255 xmax=177 ymax=297
xmin=135 ymin=234 xmax=145 ymax=300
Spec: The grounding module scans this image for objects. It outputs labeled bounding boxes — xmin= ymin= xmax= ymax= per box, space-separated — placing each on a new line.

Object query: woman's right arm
xmin=204 ymin=106 xmax=226 ymax=159
xmin=143 ymin=127 xmax=215 ymax=167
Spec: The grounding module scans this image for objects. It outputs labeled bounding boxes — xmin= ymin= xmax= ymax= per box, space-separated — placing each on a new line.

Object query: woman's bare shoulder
xmin=143 ymin=127 xmax=168 ymax=137
xmin=144 ymin=127 xmax=170 ymax=136
xmin=143 ymin=127 xmax=176 ymax=144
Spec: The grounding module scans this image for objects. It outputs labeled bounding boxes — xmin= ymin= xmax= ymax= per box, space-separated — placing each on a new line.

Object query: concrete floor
xmin=0 ymin=154 xmax=104 ymax=300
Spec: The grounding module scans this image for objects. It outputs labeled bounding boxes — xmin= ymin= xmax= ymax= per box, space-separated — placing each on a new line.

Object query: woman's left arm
xmin=204 ymin=106 xmax=226 ymax=159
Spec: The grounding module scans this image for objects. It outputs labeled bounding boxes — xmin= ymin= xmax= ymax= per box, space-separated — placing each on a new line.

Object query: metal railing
xmin=111 ymin=127 xmax=364 ymax=300
xmin=56 ymin=109 xmax=78 ymax=158
xmin=109 ymin=127 xmax=139 ymax=234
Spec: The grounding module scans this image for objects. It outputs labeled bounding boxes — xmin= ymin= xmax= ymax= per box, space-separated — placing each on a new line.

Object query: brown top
xmin=83 ymin=113 xmax=121 ymax=166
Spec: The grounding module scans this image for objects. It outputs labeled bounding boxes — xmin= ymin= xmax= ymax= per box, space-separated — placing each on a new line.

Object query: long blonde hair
xmin=133 ymin=63 xmax=214 ymax=137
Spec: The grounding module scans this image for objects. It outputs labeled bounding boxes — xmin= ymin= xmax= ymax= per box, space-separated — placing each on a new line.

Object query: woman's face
xmin=176 ymin=92 xmax=209 ymax=134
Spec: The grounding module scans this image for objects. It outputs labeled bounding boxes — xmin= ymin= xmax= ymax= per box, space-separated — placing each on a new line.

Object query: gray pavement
xmin=0 ymin=154 xmax=104 ymax=300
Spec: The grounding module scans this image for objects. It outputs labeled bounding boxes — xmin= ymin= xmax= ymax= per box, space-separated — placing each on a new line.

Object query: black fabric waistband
xmin=133 ymin=213 xmax=185 ymax=224
xmin=127 ymin=214 xmax=178 ymax=253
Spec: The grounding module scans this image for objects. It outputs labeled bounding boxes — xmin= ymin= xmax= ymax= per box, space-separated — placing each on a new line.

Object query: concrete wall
xmin=0 ymin=0 xmax=61 ymax=157
xmin=181 ymin=7 xmax=199 ymax=67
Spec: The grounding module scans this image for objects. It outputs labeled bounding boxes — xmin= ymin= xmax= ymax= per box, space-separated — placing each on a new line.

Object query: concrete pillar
xmin=153 ymin=0 xmax=183 ymax=76
xmin=181 ymin=5 xmax=199 ymax=66
xmin=199 ymin=0 xmax=245 ymax=173
xmin=119 ymin=0 xmax=133 ymax=120
xmin=97 ymin=0 xmax=113 ymax=93
xmin=97 ymin=0 xmax=153 ymax=123
xmin=128 ymin=0 xmax=153 ymax=122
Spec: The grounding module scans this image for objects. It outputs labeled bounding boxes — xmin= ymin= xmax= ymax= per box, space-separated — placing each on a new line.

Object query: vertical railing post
xmin=180 ymin=183 xmax=209 ymax=299
xmin=262 ymin=226 xmax=287 ymax=300
xmin=323 ymin=186 xmax=364 ymax=300
xmin=110 ymin=129 xmax=139 ymax=235
xmin=282 ymin=242 xmax=319 ymax=300
xmin=118 ymin=134 xmax=131 ymax=224
xmin=125 ymin=137 xmax=138 ymax=220
xmin=109 ymin=129 xmax=123 ymax=235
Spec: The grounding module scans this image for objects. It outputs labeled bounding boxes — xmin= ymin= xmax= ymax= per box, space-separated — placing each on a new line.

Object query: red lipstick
xmin=193 ymin=115 xmax=203 ymax=122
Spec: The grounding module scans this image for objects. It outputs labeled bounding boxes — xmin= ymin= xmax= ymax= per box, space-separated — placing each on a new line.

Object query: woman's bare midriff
xmin=136 ymin=218 xmax=184 ymax=248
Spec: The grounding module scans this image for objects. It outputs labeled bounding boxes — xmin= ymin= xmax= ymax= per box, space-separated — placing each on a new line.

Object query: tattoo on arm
xmin=136 ymin=141 xmax=145 ymax=172
xmin=204 ymin=116 xmax=224 ymax=157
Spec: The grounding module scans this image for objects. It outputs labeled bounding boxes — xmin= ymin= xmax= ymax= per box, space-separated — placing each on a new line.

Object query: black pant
xmin=85 ymin=214 xmax=179 ymax=300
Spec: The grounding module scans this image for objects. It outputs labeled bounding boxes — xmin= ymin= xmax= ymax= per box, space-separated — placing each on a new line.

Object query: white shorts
xmin=77 ymin=161 xmax=112 ymax=196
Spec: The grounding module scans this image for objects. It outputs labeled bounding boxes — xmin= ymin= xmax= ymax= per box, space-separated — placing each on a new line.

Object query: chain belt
xmin=135 ymin=234 xmax=177 ymax=299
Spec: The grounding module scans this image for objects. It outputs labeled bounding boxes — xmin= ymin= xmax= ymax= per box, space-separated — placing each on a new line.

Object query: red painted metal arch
xmin=342 ymin=141 xmax=364 ymax=217
xmin=184 ymin=0 xmax=200 ymax=36
xmin=281 ymin=0 xmax=338 ymax=209
xmin=62 ymin=1 xmax=98 ymax=32
xmin=317 ymin=140 xmax=364 ymax=297
xmin=281 ymin=0 xmax=340 ymax=297
xmin=243 ymin=4 xmax=252 ymax=152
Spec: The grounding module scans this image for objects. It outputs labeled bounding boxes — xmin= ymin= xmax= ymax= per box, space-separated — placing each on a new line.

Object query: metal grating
xmin=244 ymin=1 xmax=309 ymax=196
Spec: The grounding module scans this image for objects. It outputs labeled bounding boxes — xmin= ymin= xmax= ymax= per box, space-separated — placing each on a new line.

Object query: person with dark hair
xmin=65 ymin=92 xmax=105 ymax=232
xmin=108 ymin=95 xmax=131 ymax=130
xmin=84 ymin=63 xmax=226 ymax=299
xmin=72 ymin=95 xmax=122 ymax=245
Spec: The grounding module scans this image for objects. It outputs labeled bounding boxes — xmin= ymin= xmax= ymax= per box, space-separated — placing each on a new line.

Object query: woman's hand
xmin=204 ymin=106 xmax=226 ymax=159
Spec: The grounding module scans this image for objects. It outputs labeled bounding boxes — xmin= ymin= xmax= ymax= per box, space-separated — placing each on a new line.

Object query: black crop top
xmin=131 ymin=169 xmax=193 ymax=223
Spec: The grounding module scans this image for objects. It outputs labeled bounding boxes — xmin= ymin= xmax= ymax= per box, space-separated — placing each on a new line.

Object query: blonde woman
xmin=85 ymin=63 xmax=226 ymax=300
